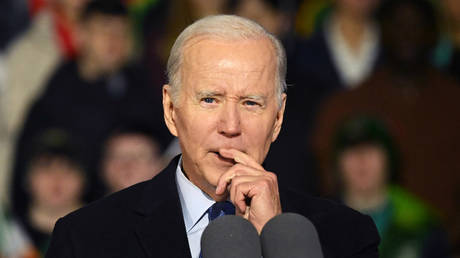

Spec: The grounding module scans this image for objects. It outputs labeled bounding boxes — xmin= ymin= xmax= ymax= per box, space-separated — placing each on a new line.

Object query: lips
xmin=210 ymin=151 xmax=236 ymax=165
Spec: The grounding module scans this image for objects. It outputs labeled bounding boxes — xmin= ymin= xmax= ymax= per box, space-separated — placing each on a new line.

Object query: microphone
xmin=260 ymin=213 xmax=324 ymax=258
xmin=201 ymin=215 xmax=261 ymax=258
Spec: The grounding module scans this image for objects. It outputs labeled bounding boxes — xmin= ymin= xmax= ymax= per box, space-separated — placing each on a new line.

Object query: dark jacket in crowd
xmin=11 ymin=61 xmax=172 ymax=216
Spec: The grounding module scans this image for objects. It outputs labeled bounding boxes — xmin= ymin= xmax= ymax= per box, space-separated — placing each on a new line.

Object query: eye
xmin=244 ymin=100 xmax=260 ymax=106
xmin=202 ymin=97 xmax=216 ymax=104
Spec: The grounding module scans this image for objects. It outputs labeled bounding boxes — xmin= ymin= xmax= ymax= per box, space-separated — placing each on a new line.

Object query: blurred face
xmin=335 ymin=0 xmax=380 ymax=18
xmin=79 ymin=14 xmax=131 ymax=74
xmin=163 ymin=37 xmax=286 ymax=193
xmin=103 ymin=134 xmax=163 ymax=192
xmin=58 ymin=0 xmax=89 ymax=19
xmin=381 ymin=3 xmax=435 ymax=65
xmin=28 ymin=157 xmax=85 ymax=209
xmin=235 ymin=0 xmax=286 ymax=36
xmin=339 ymin=144 xmax=387 ymax=194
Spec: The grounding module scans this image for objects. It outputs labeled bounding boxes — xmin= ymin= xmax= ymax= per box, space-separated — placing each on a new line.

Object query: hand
xmin=215 ymin=149 xmax=282 ymax=233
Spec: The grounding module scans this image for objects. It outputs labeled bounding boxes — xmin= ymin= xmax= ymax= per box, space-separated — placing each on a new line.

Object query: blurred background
xmin=0 ymin=0 xmax=459 ymax=257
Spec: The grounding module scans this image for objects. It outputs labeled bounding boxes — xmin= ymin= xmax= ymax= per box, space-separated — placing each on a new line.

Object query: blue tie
xmin=208 ymin=201 xmax=236 ymax=221
xmin=200 ymin=202 xmax=235 ymax=258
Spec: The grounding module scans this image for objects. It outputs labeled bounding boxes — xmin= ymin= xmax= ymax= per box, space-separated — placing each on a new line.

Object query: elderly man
xmin=45 ymin=15 xmax=379 ymax=258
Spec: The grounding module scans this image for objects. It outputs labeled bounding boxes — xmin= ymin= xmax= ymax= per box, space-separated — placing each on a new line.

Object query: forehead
xmin=181 ymin=36 xmax=277 ymax=95
xmin=85 ymin=14 xmax=129 ymax=30
xmin=108 ymin=134 xmax=156 ymax=149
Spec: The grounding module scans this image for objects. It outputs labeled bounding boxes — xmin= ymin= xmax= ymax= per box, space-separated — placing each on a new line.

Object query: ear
xmin=163 ymin=85 xmax=178 ymax=137
xmin=271 ymin=93 xmax=287 ymax=142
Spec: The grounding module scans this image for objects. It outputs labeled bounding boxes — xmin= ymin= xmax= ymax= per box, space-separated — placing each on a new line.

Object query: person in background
xmin=258 ymin=0 xmax=382 ymax=197
xmin=3 ymin=0 xmax=88 ymax=140
xmin=292 ymin=0 xmax=381 ymax=91
xmin=331 ymin=116 xmax=450 ymax=258
xmin=15 ymin=129 xmax=86 ymax=256
xmin=101 ymin=126 xmax=165 ymax=194
xmin=11 ymin=0 xmax=172 ymax=217
xmin=313 ymin=0 xmax=460 ymax=238
xmin=0 ymin=0 xmax=88 ymax=208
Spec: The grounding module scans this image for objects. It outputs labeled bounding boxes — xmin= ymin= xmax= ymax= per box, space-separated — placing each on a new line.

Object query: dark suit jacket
xmin=45 ymin=156 xmax=380 ymax=258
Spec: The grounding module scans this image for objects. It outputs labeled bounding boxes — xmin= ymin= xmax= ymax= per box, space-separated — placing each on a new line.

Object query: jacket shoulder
xmin=60 ymin=179 xmax=151 ymax=230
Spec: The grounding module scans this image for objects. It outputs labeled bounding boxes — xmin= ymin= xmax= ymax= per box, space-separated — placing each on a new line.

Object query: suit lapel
xmin=134 ymin=156 xmax=192 ymax=258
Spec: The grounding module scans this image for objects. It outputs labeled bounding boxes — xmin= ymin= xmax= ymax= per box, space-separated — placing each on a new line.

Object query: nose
xmin=218 ymin=102 xmax=242 ymax=138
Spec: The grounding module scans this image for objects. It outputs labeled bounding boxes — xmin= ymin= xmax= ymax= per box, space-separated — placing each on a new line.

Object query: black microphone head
xmin=201 ymin=215 xmax=261 ymax=258
xmin=260 ymin=213 xmax=324 ymax=258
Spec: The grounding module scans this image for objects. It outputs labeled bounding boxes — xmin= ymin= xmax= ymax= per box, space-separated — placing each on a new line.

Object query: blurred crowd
xmin=0 ymin=0 xmax=459 ymax=257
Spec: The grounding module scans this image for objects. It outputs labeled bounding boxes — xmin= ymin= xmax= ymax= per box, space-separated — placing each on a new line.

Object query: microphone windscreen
xmin=201 ymin=215 xmax=261 ymax=258
xmin=260 ymin=213 xmax=324 ymax=258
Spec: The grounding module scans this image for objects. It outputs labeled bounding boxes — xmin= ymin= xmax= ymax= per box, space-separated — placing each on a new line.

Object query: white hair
xmin=166 ymin=15 xmax=287 ymax=107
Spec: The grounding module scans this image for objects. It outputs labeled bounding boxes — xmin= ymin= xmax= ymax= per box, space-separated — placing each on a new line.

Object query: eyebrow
xmin=243 ymin=95 xmax=266 ymax=103
xmin=196 ymin=90 xmax=224 ymax=99
xmin=195 ymin=90 xmax=268 ymax=106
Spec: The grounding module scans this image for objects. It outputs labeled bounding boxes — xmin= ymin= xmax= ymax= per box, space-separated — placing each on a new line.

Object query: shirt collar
xmin=175 ymin=156 xmax=215 ymax=232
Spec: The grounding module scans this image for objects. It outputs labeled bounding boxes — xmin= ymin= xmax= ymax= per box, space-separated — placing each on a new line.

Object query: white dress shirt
xmin=325 ymin=17 xmax=380 ymax=88
xmin=175 ymin=158 xmax=215 ymax=258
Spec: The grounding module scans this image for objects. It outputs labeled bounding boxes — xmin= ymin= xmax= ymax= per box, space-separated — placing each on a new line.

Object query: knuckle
xmin=234 ymin=163 xmax=245 ymax=170
xmin=267 ymin=172 xmax=277 ymax=182
xmin=259 ymin=179 xmax=271 ymax=189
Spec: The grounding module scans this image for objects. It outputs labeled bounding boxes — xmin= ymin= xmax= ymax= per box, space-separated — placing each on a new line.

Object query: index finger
xmin=218 ymin=148 xmax=264 ymax=170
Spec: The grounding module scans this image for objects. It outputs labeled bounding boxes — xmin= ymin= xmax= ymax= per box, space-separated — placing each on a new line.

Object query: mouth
xmin=210 ymin=151 xmax=236 ymax=165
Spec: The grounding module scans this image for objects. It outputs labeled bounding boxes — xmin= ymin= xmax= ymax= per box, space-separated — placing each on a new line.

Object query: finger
xmin=229 ymin=175 xmax=271 ymax=207
xmin=215 ymin=164 xmax=263 ymax=195
xmin=230 ymin=180 xmax=269 ymax=214
xmin=231 ymin=181 xmax=254 ymax=214
xmin=230 ymin=174 xmax=279 ymax=206
xmin=228 ymin=175 xmax=260 ymax=209
xmin=215 ymin=171 xmax=236 ymax=195
xmin=219 ymin=149 xmax=264 ymax=170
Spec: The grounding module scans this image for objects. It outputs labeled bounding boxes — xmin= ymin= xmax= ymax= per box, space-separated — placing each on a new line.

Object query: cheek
xmin=242 ymin=116 xmax=276 ymax=158
xmin=367 ymin=155 xmax=387 ymax=182
xmin=340 ymin=153 xmax=387 ymax=188
xmin=65 ymin=177 xmax=84 ymax=197
xmin=104 ymin=162 xmax=123 ymax=180
xmin=177 ymin=109 xmax=217 ymax=146
xmin=29 ymin=174 xmax=52 ymax=196
xmin=91 ymin=35 xmax=111 ymax=58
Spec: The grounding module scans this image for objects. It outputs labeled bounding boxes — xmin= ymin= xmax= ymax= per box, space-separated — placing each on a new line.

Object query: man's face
xmin=163 ymin=37 xmax=286 ymax=192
